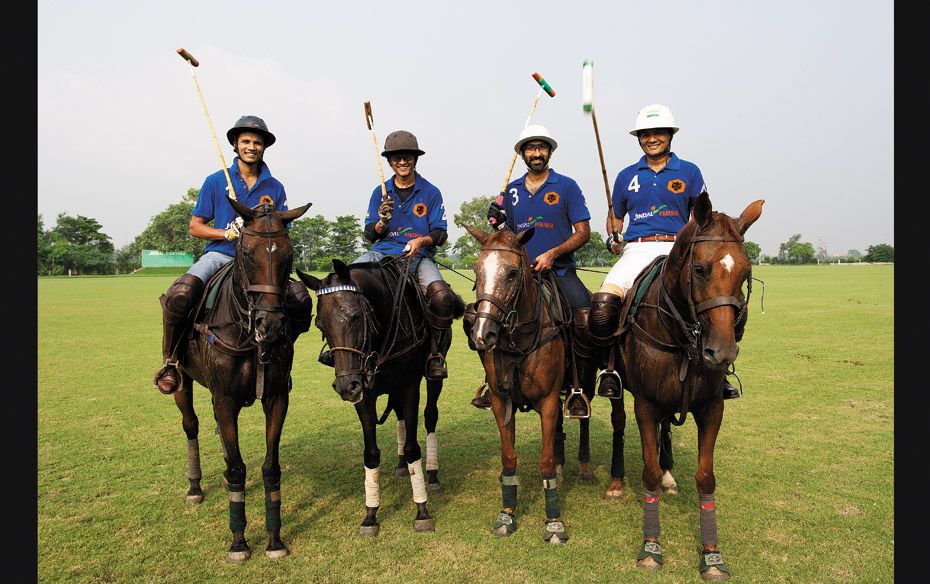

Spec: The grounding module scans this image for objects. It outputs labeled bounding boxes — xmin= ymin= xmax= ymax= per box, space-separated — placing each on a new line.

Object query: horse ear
xmin=295 ymin=268 xmax=322 ymax=291
xmin=332 ymin=259 xmax=351 ymax=282
xmin=280 ymin=202 xmax=313 ymax=224
xmin=693 ymin=192 xmax=712 ymax=228
xmin=516 ymin=227 xmax=535 ymax=246
xmin=228 ymin=196 xmax=255 ymax=221
xmin=736 ymin=199 xmax=765 ymax=234
xmin=461 ymin=223 xmax=489 ymax=245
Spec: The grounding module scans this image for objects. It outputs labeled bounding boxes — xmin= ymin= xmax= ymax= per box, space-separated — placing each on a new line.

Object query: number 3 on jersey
xmin=510 ymin=188 xmax=519 ymax=206
xmin=627 ymin=175 xmax=641 ymax=193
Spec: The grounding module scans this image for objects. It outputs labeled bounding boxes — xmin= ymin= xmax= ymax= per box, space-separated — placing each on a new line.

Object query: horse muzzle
xmin=253 ymin=311 xmax=286 ymax=344
xmin=333 ymin=375 xmax=364 ymax=405
xmin=701 ymin=339 xmax=739 ymax=371
xmin=471 ymin=318 xmax=500 ymax=351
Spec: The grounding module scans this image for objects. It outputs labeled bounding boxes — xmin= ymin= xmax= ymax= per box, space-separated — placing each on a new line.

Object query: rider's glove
xmin=487 ymin=198 xmax=507 ymax=231
xmin=224 ymin=216 xmax=244 ymax=241
xmin=377 ymin=197 xmax=394 ymax=229
xmin=606 ymin=232 xmax=624 ymax=255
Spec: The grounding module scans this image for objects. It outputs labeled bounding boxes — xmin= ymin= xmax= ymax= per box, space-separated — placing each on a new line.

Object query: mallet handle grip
xmin=176 ymin=48 xmax=200 ymax=67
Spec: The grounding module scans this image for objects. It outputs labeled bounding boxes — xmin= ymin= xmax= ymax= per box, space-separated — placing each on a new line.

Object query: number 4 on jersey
xmin=627 ymin=175 xmax=641 ymax=193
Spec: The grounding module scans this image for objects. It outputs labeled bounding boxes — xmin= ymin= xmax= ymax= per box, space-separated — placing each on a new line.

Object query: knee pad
xmin=426 ymin=281 xmax=455 ymax=325
xmin=572 ymin=308 xmax=594 ymax=351
xmin=589 ymin=292 xmax=622 ymax=344
xmin=163 ymin=274 xmax=203 ymax=324
xmin=285 ymin=279 xmax=313 ymax=337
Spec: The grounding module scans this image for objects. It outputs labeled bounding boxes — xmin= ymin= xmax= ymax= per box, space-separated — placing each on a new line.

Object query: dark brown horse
xmin=462 ymin=224 xmax=580 ymax=544
xmin=614 ymin=193 xmax=763 ymax=580
xmin=297 ymin=258 xmax=465 ymax=536
xmin=171 ymin=197 xmax=311 ymax=563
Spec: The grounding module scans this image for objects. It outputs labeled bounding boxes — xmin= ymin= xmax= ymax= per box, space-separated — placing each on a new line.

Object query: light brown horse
xmin=462 ymin=224 xmax=572 ymax=544
xmin=615 ymin=193 xmax=762 ymax=580
xmin=171 ymin=197 xmax=311 ymax=563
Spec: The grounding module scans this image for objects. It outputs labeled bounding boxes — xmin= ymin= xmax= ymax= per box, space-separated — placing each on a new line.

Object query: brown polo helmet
xmin=226 ymin=115 xmax=276 ymax=147
xmin=381 ymin=130 xmax=425 ymax=157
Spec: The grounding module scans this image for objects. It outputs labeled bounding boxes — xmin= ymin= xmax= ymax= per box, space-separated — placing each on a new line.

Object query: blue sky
xmin=38 ymin=0 xmax=893 ymax=257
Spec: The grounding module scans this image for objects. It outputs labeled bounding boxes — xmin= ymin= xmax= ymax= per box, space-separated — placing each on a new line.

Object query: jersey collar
xmin=636 ymin=152 xmax=680 ymax=172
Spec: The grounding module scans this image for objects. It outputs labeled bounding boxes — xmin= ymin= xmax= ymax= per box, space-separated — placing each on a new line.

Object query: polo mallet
xmin=176 ymin=47 xmax=237 ymax=201
xmin=582 ymin=59 xmax=618 ymax=242
xmin=499 ymin=72 xmax=556 ymax=196
xmin=363 ymin=101 xmax=388 ymax=200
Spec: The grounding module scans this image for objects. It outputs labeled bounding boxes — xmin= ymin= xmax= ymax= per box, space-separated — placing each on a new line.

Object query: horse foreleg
xmin=633 ymin=397 xmax=663 ymax=570
xmin=356 ymin=399 xmax=382 ymax=536
xmin=261 ymin=392 xmax=289 ymax=559
xmin=659 ymin=419 xmax=678 ymax=495
xmin=394 ymin=408 xmax=408 ymax=477
xmin=402 ymin=386 xmax=433 ymax=532
xmin=424 ymin=378 xmax=442 ymax=492
xmin=491 ymin=390 xmax=518 ymax=537
xmin=577 ymin=366 xmax=596 ymax=481
xmin=605 ymin=394 xmax=626 ymax=500
xmin=215 ymin=401 xmax=250 ymax=563
xmin=693 ymin=400 xmax=730 ymax=581
xmin=174 ymin=374 xmax=203 ymax=504
xmin=554 ymin=406 xmax=565 ymax=482
xmin=539 ymin=391 xmax=568 ymax=544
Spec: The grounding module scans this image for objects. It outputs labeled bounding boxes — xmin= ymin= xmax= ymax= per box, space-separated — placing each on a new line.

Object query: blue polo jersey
xmin=192 ymin=158 xmax=289 ymax=256
xmin=365 ymin=172 xmax=447 ymax=259
xmin=501 ymin=169 xmax=591 ymax=276
xmin=612 ymin=153 xmax=706 ymax=242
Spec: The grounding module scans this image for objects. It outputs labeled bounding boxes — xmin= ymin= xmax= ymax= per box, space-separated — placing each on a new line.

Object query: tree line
xmin=37 ymin=190 xmax=893 ymax=275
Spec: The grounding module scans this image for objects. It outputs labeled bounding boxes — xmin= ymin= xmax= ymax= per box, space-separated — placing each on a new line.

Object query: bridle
xmin=234 ymin=209 xmax=290 ymax=338
xmin=315 ymin=283 xmax=380 ymax=388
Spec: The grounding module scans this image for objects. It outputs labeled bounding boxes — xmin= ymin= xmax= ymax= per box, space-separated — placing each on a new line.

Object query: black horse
xmin=170 ymin=197 xmax=311 ymax=563
xmin=297 ymin=258 xmax=465 ymax=535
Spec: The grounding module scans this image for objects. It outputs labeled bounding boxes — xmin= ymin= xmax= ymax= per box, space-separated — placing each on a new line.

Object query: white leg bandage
xmin=426 ymin=432 xmax=439 ymax=471
xmin=364 ymin=466 xmax=380 ymax=508
xmin=396 ymin=420 xmax=406 ymax=456
xmin=408 ymin=459 xmax=428 ymax=503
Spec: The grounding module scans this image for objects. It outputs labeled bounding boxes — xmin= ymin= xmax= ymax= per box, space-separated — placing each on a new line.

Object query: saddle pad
xmin=205 ymin=261 xmax=235 ymax=311
xmin=620 ymin=255 xmax=668 ymax=327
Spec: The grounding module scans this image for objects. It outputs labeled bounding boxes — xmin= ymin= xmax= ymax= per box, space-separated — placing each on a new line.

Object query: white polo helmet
xmin=629 ymin=104 xmax=679 ymax=136
xmin=514 ymin=124 xmax=558 ymax=153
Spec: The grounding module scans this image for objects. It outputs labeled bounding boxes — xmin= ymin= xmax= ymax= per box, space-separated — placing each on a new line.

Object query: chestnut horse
xmin=462 ymin=224 xmax=584 ymax=544
xmin=616 ymin=193 xmax=763 ymax=580
xmin=171 ymin=198 xmax=312 ymax=563
xmin=297 ymin=258 xmax=465 ymax=536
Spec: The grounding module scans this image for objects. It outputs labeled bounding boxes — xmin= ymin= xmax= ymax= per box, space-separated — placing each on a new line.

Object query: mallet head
xmin=176 ymin=48 xmax=199 ymax=67
xmin=532 ymin=72 xmax=556 ymax=97
xmin=582 ymin=60 xmax=594 ymax=113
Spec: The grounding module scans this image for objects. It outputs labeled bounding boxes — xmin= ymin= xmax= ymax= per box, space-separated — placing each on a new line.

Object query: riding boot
xmin=722 ymin=379 xmax=742 ymax=399
xmin=425 ymin=281 xmax=455 ymax=381
xmin=589 ymin=292 xmax=624 ymax=399
xmin=284 ymin=279 xmax=313 ymax=343
xmin=154 ymin=274 xmax=203 ymax=394
xmin=318 ymin=350 xmax=335 ymax=367
xmin=471 ymin=383 xmax=492 ymax=410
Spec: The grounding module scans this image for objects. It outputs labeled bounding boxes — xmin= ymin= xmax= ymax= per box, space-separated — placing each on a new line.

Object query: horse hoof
xmin=637 ymin=556 xmax=663 ymax=571
xmin=185 ymin=494 xmax=204 ymax=505
xmin=604 ymin=489 xmax=622 ymax=501
xmin=426 ymin=482 xmax=443 ymax=494
xmin=543 ymin=520 xmax=569 ymax=545
xmin=579 ymin=470 xmax=595 ymax=481
xmin=492 ymin=525 xmax=512 ymax=537
xmin=701 ymin=567 xmax=730 ymax=581
xmin=227 ymin=550 xmax=251 ymax=564
xmin=660 ymin=471 xmax=678 ymax=494
xmin=395 ymin=468 xmax=409 ymax=477
xmin=661 ymin=484 xmax=679 ymax=495
xmin=414 ymin=518 xmax=435 ymax=532
xmin=265 ymin=546 xmax=289 ymax=560
xmin=359 ymin=524 xmax=380 ymax=537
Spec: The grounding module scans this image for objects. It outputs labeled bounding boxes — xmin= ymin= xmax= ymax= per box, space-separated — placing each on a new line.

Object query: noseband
xmin=473 ymin=246 xmax=528 ymax=334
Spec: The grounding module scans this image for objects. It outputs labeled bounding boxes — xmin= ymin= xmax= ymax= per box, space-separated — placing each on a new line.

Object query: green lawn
xmin=38 ymin=264 xmax=893 ymax=583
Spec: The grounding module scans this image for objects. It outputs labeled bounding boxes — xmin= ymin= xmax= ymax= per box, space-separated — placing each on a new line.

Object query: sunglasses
xmin=388 ymin=153 xmax=417 ymax=163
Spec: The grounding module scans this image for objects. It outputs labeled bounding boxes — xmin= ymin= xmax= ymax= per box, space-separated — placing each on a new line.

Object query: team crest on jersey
xmin=413 ymin=203 xmax=428 ymax=217
xmin=667 ymin=179 xmax=686 ymax=194
xmin=259 ymin=195 xmax=274 ymax=205
xmin=544 ymin=192 xmax=559 ymax=205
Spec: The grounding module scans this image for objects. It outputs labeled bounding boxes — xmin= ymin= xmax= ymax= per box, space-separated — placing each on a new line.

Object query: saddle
xmin=616 ymin=255 xmax=668 ymax=339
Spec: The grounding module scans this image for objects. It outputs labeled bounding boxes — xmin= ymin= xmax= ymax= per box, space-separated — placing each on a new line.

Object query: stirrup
xmin=425 ymin=353 xmax=448 ymax=380
xmin=154 ymin=360 xmax=180 ymax=395
xmin=723 ymin=364 xmax=743 ymax=399
xmin=471 ymin=383 xmax=492 ymax=410
xmin=563 ymin=387 xmax=590 ymax=420
xmin=596 ymin=368 xmax=624 ymax=399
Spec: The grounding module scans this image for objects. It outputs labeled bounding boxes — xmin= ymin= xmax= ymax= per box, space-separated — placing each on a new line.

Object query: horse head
xmin=228 ymin=197 xmax=311 ymax=345
xmin=664 ymin=193 xmax=764 ymax=371
xmin=297 ymin=259 xmax=372 ymax=405
xmin=463 ymin=224 xmax=534 ymax=351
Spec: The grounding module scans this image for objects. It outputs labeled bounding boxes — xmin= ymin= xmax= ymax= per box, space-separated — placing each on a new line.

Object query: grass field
xmin=38 ymin=264 xmax=893 ymax=583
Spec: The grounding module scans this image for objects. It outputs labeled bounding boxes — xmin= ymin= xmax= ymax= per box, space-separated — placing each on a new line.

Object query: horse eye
xmin=693 ymin=264 xmax=707 ymax=278
xmin=507 ymin=269 xmax=519 ymax=280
